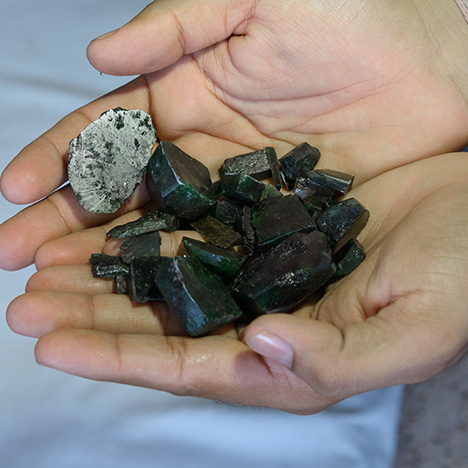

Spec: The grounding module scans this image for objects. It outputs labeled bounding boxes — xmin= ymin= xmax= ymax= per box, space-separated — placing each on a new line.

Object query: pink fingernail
xmin=246 ymin=331 xmax=293 ymax=368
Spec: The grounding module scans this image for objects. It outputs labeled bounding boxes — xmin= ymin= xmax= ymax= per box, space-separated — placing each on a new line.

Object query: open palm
xmin=2 ymin=0 xmax=468 ymax=413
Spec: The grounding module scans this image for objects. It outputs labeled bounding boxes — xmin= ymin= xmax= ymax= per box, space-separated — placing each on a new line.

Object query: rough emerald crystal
xmin=279 ymin=142 xmax=321 ymax=190
xmin=120 ymin=231 xmax=161 ymax=264
xmin=251 ymin=195 xmax=316 ymax=251
xmin=315 ymin=198 xmax=369 ymax=251
xmin=231 ymin=232 xmax=334 ymax=316
xmin=128 ymin=257 xmax=164 ymax=303
xmin=208 ymin=200 xmax=243 ymax=229
xmin=89 ymin=253 xmax=129 ymax=278
xmin=154 ymin=256 xmax=243 ymax=336
xmin=107 ymin=211 xmax=179 ymax=239
xmin=332 ymin=238 xmax=366 ymax=277
xmin=182 ymin=237 xmax=247 ymax=278
xmin=68 ymin=108 xmax=157 ymax=213
xmin=220 ymin=173 xmax=264 ymax=205
xmin=146 ymin=140 xmax=216 ymax=219
xmin=305 ymin=169 xmax=354 ymax=197
xmin=191 ymin=216 xmax=242 ymax=248
xmin=239 ymin=206 xmax=256 ymax=255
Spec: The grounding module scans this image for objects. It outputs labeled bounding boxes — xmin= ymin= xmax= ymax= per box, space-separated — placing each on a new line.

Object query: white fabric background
xmin=0 ymin=1 xmax=404 ymax=467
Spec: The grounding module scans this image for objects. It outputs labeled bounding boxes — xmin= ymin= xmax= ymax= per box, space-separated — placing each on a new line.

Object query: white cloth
xmin=0 ymin=1 xmax=404 ymax=467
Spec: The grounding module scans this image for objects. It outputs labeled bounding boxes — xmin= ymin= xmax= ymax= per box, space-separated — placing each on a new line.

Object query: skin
xmin=1 ymin=0 xmax=468 ymax=414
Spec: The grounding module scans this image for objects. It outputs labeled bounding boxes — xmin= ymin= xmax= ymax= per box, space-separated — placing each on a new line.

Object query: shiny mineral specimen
xmin=251 ymin=195 xmax=316 ymax=251
xmin=68 ymin=108 xmax=157 ymax=213
xmin=219 ymin=147 xmax=280 ymax=186
xmin=182 ymin=237 xmax=247 ymax=278
xmin=230 ymin=231 xmax=334 ymax=316
xmin=239 ymin=206 xmax=256 ymax=255
xmin=207 ymin=200 xmax=243 ymax=229
xmin=154 ymin=256 xmax=243 ymax=336
xmin=305 ymin=169 xmax=354 ymax=197
xmin=89 ymin=253 xmax=129 ymax=278
xmin=107 ymin=211 xmax=179 ymax=239
xmin=220 ymin=173 xmax=264 ymax=205
xmin=279 ymin=142 xmax=321 ymax=190
xmin=191 ymin=215 xmax=242 ymax=248
xmin=119 ymin=231 xmax=161 ymax=264
xmin=146 ymin=140 xmax=216 ymax=219
xmin=128 ymin=257 xmax=164 ymax=303
xmin=315 ymin=198 xmax=369 ymax=252
xmin=332 ymin=238 xmax=366 ymax=277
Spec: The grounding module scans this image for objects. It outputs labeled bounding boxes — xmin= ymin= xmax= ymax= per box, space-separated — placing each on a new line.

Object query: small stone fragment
xmin=219 ymin=147 xmax=277 ymax=181
xmin=128 ymin=257 xmax=164 ymax=303
xmin=332 ymin=238 xmax=366 ymax=277
xmin=154 ymin=256 xmax=243 ymax=336
xmin=182 ymin=237 xmax=247 ymax=278
xmin=220 ymin=173 xmax=264 ymax=205
xmin=294 ymin=176 xmax=335 ymax=209
xmin=251 ymin=195 xmax=316 ymax=251
xmin=231 ymin=232 xmax=334 ymax=316
xmin=262 ymin=184 xmax=282 ymax=199
xmin=238 ymin=206 xmax=256 ymax=255
xmin=279 ymin=142 xmax=321 ymax=190
xmin=113 ymin=275 xmax=129 ymax=294
xmin=191 ymin=216 xmax=242 ymax=248
xmin=89 ymin=253 xmax=129 ymax=278
xmin=107 ymin=211 xmax=179 ymax=239
xmin=207 ymin=200 xmax=243 ymax=229
xmin=119 ymin=231 xmax=161 ymax=264
xmin=68 ymin=108 xmax=157 ymax=213
xmin=266 ymin=147 xmax=283 ymax=190
xmin=146 ymin=140 xmax=216 ymax=219
xmin=305 ymin=169 xmax=354 ymax=198
xmin=315 ymin=198 xmax=369 ymax=252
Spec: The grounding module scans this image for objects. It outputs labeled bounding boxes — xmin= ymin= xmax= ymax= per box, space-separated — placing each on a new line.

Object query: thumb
xmin=87 ymin=0 xmax=255 ymax=76
xmin=243 ymin=304 xmax=464 ymax=398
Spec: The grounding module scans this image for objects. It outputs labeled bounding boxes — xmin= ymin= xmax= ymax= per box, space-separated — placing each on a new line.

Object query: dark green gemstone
xmin=119 ymin=231 xmax=161 ymax=264
xmin=266 ymin=147 xmax=283 ymax=190
xmin=191 ymin=216 xmax=242 ymax=248
xmin=220 ymin=173 xmax=264 ymax=205
xmin=305 ymin=169 xmax=354 ymax=197
xmin=279 ymin=142 xmax=321 ymax=190
xmin=262 ymin=184 xmax=282 ymax=199
xmin=182 ymin=237 xmax=247 ymax=278
xmin=219 ymin=147 xmax=276 ymax=181
xmin=294 ymin=176 xmax=334 ymax=207
xmin=107 ymin=211 xmax=179 ymax=238
xmin=332 ymin=238 xmax=366 ymax=277
xmin=315 ymin=198 xmax=369 ymax=252
xmin=146 ymin=140 xmax=215 ymax=219
xmin=154 ymin=256 xmax=243 ymax=336
xmin=238 ymin=206 xmax=256 ymax=255
xmin=207 ymin=200 xmax=243 ymax=229
xmin=89 ymin=253 xmax=129 ymax=278
xmin=251 ymin=195 xmax=316 ymax=251
xmin=231 ymin=231 xmax=334 ymax=316
xmin=128 ymin=257 xmax=164 ymax=303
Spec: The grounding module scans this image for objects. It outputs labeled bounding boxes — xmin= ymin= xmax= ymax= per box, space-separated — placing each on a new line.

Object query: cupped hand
xmin=6 ymin=153 xmax=468 ymax=414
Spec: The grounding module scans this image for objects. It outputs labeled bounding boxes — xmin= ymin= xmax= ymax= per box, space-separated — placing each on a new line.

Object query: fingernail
xmin=93 ymin=29 xmax=117 ymax=41
xmin=246 ymin=331 xmax=293 ymax=368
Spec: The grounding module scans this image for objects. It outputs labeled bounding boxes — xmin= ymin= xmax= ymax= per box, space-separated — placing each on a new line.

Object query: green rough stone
xmin=220 ymin=173 xmax=264 ymax=205
xmin=207 ymin=200 xmax=243 ymax=229
xmin=182 ymin=237 xmax=247 ymax=278
xmin=230 ymin=231 xmax=334 ymax=316
xmin=154 ymin=256 xmax=243 ymax=336
xmin=294 ymin=176 xmax=334 ymax=207
xmin=146 ymin=140 xmax=216 ymax=219
xmin=262 ymin=184 xmax=282 ymax=199
xmin=251 ymin=195 xmax=316 ymax=251
xmin=89 ymin=254 xmax=129 ymax=278
xmin=128 ymin=257 xmax=164 ymax=303
xmin=279 ymin=142 xmax=321 ymax=190
xmin=305 ymin=169 xmax=354 ymax=197
xmin=315 ymin=198 xmax=369 ymax=252
xmin=332 ymin=238 xmax=366 ymax=277
xmin=266 ymin=147 xmax=283 ymax=190
xmin=239 ymin=206 xmax=256 ymax=255
xmin=219 ymin=147 xmax=277 ymax=181
xmin=107 ymin=211 xmax=179 ymax=238
xmin=119 ymin=231 xmax=161 ymax=264
xmin=191 ymin=215 xmax=242 ymax=248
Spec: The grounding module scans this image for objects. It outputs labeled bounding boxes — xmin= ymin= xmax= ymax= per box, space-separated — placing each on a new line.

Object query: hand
xmin=2 ymin=0 xmax=468 ymax=413
xmin=6 ymin=153 xmax=468 ymax=414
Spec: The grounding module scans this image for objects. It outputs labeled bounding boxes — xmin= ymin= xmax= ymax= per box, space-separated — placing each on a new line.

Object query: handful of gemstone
xmin=68 ymin=108 xmax=369 ymax=336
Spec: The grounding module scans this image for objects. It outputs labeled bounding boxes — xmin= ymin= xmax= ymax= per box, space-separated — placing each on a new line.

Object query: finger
xmin=34 ymin=328 xmax=334 ymax=413
xmin=7 ymin=291 xmax=184 ymax=339
xmin=87 ymin=0 xmax=256 ymax=75
xmin=0 ymin=183 xmax=150 ymax=271
xmin=0 ymin=77 xmax=150 ymax=205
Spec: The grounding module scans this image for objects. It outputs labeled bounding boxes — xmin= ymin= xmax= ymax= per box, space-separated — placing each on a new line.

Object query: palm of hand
xmin=2 ymin=0 xmax=468 ymax=414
